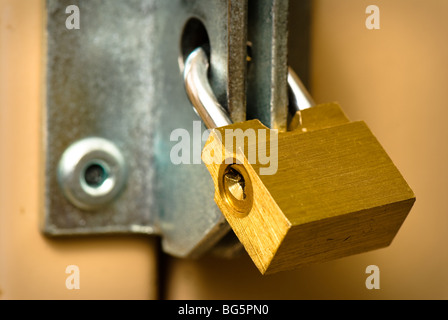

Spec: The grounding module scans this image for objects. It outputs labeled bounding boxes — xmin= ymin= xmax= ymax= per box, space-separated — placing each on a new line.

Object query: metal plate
xmin=246 ymin=0 xmax=289 ymax=131
xmin=43 ymin=0 xmax=248 ymax=258
xmin=42 ymin=0 xmax=298 ymax=258
xmin=44 ymin=0 xmax=158 ymax=236
xmin=140 ymin=0 xmax=248 ymax=258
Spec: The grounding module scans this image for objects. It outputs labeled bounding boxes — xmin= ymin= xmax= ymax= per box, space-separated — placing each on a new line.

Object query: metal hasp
xmin=42 ymin=0 xmax=304 ymax=258
xmin=183 ymin=48 xmax=314 ymax=130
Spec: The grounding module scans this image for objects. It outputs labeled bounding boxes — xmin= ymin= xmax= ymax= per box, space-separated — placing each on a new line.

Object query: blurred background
xmin=1 ymin=0 xmax=447 ymax=299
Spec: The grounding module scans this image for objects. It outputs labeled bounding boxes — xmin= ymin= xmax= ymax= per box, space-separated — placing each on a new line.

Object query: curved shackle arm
xmin=183 ymin=47 xmax=315 ymax=130
xmin=183 ymin=47 xmax=233 ymax=129
xmin=287 ymin=66 xmax=315 ymax=113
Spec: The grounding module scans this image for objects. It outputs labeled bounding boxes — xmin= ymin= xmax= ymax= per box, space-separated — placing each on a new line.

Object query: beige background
xmin=0 ymin=0 xmax=158 ymax=300
xmin=1 ymin=0 xmax=447 ymax=299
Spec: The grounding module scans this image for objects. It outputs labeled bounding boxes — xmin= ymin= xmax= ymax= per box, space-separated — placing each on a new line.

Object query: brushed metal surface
xmin=43 ymin=0 xmax=248 ymax=258
xmin=43 ymin=0 xmax=296 ymax=258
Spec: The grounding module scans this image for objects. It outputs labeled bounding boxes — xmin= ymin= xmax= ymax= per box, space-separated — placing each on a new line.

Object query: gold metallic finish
xmin=203 ymin=103 xmax=415 ymax=275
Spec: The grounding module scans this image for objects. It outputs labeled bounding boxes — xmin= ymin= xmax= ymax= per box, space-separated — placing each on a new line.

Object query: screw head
xmin=57 ymin=137 xmax=128 ymax=211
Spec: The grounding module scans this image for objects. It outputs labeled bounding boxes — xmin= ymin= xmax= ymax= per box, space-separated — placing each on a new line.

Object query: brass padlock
xmin=184 ymin=48 xmax=415 ymax=275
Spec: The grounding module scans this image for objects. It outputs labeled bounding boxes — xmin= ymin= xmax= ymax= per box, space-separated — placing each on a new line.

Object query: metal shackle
xmin=183 ymin=47 xmax=233 ymax=129
xmin=183 ymin=47 xmax=315 ymax=129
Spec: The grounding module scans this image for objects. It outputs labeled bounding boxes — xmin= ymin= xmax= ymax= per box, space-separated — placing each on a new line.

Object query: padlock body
xmin=203 ymin=103 xmax=415 ymax=274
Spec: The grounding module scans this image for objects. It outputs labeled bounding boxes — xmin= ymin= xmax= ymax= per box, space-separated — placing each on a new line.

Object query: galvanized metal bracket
xmin=42 ymin=0 xmax=309 ymax=258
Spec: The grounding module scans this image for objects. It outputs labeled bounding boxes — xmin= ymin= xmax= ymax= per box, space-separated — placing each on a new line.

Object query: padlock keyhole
xmin=219 ymin=163 xmax=253 ymax=217
xmin=224 ymin=166 xmax=246 ymax=201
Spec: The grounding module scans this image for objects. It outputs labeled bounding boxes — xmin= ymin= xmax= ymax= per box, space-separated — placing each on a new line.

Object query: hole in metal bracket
xmin=180 ymin=18 xmax=210 ymax=70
